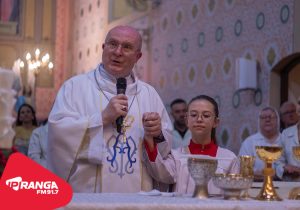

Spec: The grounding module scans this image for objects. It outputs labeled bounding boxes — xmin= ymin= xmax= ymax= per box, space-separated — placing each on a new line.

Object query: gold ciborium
xmin=288 ymin=146 xmax=300 ymax=200
xmin=187 ymin=157 xmax=218 ymax=199
xmin=255 ymin=146 xmax=282 ymax=201
xmin=239 ymin=155 xmax=255 ymax=199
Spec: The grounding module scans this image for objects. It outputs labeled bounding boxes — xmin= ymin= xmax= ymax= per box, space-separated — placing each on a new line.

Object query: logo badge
xmin=0 ymin=153 xmax=72 ymax=209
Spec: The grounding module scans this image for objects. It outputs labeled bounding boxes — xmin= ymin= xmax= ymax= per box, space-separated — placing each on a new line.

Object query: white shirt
xmin=281 ymin=124 xmax=300 ymax=167
xmin=172 ymin=129 xmax=191 ymax=149
xmin=28 ymin=123 xmax=48 ymax=168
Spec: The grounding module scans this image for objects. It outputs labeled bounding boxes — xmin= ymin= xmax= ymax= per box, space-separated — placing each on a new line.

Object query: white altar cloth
xmin=61 ymin=190 xmax=300 ymax=210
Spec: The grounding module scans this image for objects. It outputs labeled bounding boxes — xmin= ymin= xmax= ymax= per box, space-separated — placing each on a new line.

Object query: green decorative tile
xmin=205 ymin=63 xmax=213 ymax=79
xmin=215 ymin=27 xmax=223 ymax=42
xmin=192 ymin=4 xmax=198 ymax=19
xmin=181 ymin=38 xmax=189 ymax=53
xmin=189 ymin=66 xmax=195 ymax=82
xmin=208 ymin=0 xmax=216 ymax=12
xmin=241 ymin=128 xmax=250 ymax=141
xmin=280 ymin=5 xmax=289 ymax=24
xmin=159 ymin=76 xmax=165 ymax=89
xmin=256 ymin=12 xmax=265 ymax=30
xmin=173 ymin=71 xmax=179 ymax=86
xmin=176 ymin=10 xmax=183 ymax=25
xmin=267 ymin=47 xmax=276 ymax=66
xmin=198 ymin=32 xmax=205 ymax=48
xmin=223 ymin=58 xmax=231 ymax=74
xmin=234 ymin=19 xmax=242 ymax=37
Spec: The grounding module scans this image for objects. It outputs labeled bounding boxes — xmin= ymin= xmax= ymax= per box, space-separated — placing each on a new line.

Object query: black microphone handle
xmin=116 ymin=116 xmax=123 ymax=133
xmin=116 ymin=78 xmax=127 ymax=134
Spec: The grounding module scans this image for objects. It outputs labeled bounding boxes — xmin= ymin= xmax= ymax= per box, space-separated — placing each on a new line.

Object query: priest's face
xmin=102 ymin=26 xmax=142 ymax=78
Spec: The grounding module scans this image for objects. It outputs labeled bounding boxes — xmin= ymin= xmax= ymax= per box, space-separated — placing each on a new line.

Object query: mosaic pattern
xmin=203 ymin=60 xmax=214 ymax=82
xmin=222 ymin=54 xmax=233 ymax=78
xmin=175 ymin=9 xmax=184 ymax=28
xmin=215 ymin=26 xmax=223 ymax=42
xmin=187 ymin=64 xmax=197 ymax=87
xmin=234 ymin=19 xmax=242 ymax=37
xmin=280 ymin=5 xmax=290 ymax=24
xmin=264 ymin=43 xmax=280 ymax=68
xmin=225 ymin=0 xmax=235 ymax=9
xmin=256 ymin=12 xmax=265 ymax=30
xmin=190 ymin=3 xmax=199 ymax=21
xmin=206 ymin=0 xmax=216 ymax=16
xmin=181 ymin=38 xmax=189 ymax=53
xmin=159 ymin=74 xmax=165 ymax=90
xmin=198 ymin=32 xmax=205 ymax=48
xmin=161 ymin=16 xmax=168 ymax=32
xmin=172 ymin=68 xmax=180 ymax=89
xmin=166 ymin=44 xmax=173 ymax=58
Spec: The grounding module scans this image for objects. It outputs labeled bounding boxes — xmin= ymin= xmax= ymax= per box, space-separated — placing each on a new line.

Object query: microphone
xmin=116 ymin=77 xmax=127 ymax=133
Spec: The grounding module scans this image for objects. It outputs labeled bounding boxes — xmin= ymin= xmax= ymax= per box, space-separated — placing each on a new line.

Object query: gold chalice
xmin=239 ymin=155 xmax=255 ymax=199
xmin=187 ymin=157 xmax=218 ymax=199
xmin=255 ymin=146 xmax=283 ymax=201
xmin=288 ymin=146 xmax=300 ymax=200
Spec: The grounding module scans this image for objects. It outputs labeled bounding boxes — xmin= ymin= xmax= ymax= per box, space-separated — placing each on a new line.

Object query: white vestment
xmin=28 ymin=123 xmax=48 ymax=168
xmin=281 ymin=124 xmax=300 ymax=181
xmin=282 ymin=124 xmax=300 ymax=167
xmin=48 ymin=65 xmax=176 ymax=193
xmin=172 ymin=129 xmax=191 ymax=149
xmin=174 ymin=146 xmax=239 ymax=195
xmin=238 ymin=132 xmax=285 ymax=178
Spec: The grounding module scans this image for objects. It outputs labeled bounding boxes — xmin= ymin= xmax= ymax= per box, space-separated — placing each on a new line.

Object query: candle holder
xmin=255 ymin=146 xmax=283 ymax=201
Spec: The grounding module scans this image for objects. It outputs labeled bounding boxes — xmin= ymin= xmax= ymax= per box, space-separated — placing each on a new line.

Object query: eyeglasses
xmin=282 ymin=110 xmax=296 ymax=116
xmin=188 ymin=111 xmax=215 ymax=121
xmin=259 ymin=115 xmax=277 ymax=120
xmin=105 ymin=40 xmax=137 ymax=54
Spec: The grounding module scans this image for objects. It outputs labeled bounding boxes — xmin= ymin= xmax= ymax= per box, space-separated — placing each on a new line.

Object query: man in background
xmin=170 ymin=98 xmax=191 ymax=149
xmin=279 ymin=101 xmax=299 ymax=131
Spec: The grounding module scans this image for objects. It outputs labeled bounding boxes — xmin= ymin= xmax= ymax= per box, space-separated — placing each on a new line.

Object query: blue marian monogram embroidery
xmin=106 ymin=116 xmax=137 ymax=178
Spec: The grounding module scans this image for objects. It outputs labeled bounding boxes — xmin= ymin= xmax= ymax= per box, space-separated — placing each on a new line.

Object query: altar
xmin=61 ymin=182 xmax=300 ymax=210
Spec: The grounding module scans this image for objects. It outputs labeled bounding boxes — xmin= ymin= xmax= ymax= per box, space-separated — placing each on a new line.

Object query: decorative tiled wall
xmin=149 ymin=0 xmax=293 ymax=153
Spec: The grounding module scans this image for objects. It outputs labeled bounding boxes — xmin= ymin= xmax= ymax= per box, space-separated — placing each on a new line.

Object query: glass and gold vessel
xmin=255 ymin=146 xmax=282 ymax=201
xmin=288 ymin=146 xmax=300 ymax=200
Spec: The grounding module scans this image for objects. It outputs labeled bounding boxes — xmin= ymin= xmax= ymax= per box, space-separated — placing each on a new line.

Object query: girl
xmin=175 ymin=95 xmax=239 ymax=195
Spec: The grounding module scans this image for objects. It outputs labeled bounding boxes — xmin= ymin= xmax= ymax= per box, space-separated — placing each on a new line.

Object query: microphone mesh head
xmin=116 ymin=77 xmax=127 ymax=89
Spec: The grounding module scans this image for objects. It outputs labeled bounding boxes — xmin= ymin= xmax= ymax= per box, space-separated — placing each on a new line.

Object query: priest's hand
xmin=102 ymin=94 xmax=128 ymax=126
xmin=142 ymin=112 xmax=162 ymax=150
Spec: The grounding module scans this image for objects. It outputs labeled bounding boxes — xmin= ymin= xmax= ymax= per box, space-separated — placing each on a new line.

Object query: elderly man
xmin=47 ymin=26 xmax=176 ymax=192
xmin=279 ymin=101 xmax=299 ymax=131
